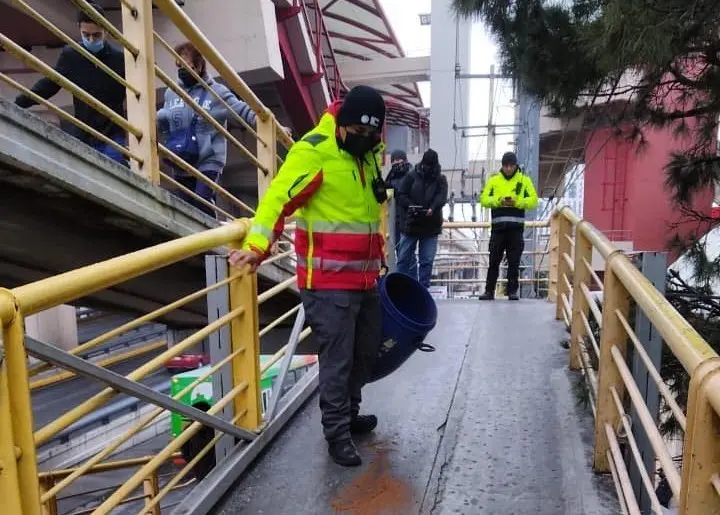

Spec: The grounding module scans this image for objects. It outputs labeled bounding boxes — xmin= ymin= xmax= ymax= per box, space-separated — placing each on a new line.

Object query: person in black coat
xmin=385 ymin=149 xmax=412 ymax=245
xmin=15 ymin=3 xmax=127 ymax=166
xmin=396 ymin=149 xmax=448 ymax=288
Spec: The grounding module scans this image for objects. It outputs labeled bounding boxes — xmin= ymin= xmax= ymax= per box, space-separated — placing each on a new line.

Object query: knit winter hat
xmin=421 ymin=148 xmax=439 ymax=167
xmin=501 ymin=151 xmax=518 ymax=166
xmin=390 ymin=149 xmax=408 ymax=162
xmin=337 ymin=85 xmax=386 ymax=130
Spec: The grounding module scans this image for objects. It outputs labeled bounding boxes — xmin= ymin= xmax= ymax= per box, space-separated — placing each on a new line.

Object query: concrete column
xmin=25 ymin=305 xmax=78 ymax=351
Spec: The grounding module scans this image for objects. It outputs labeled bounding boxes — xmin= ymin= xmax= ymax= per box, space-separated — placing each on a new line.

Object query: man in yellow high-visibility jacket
xmin=229 ymin=85 xmax=387 ymax=467
xmin=478 ymin=151 xmax=538 ymax=301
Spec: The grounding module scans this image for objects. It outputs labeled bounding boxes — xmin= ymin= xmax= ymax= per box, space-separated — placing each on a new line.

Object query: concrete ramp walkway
xmin=212 ymin=300 xmax=619 ymax=515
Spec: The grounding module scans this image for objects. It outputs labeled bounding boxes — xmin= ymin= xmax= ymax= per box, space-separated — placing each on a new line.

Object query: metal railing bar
xmin=610 ymin=345 xmax=682 ymax=496
xmin=266 ymin=306 xmax=305 ymax=421
xmin=442 ymin=221 xmax=549 ymax=229
xmin=562 ymin=252 xmax=574 ymax=273
xmin=29 ymin=276 xmax=235 ymax=378
xmin=580 ymin=311 xmax=600 ymax=358
xmin=609 ymin=386 xmax=665 ymax=514
xmin=70 ymin=0 xmax=139 ymax=56
xmin=257 ymin=276 xmax=298 ymax=305
xmin=561 ymin=293 xmax=572 ymax=324
xmin=564 ymin=233 xmax=575 ymax=247
xmin=260 ymin=327 xmax=312 ymax=375
xmin=583 ymin=257 xmax=603 ymax=291
xmin=581 ymin=283 xmax=602 ymax=329
xmin=155 ymin=66 xmax=266 ymax=172
xmin=578 ymin=340 xmax=597 ymax=417
xmin=607 ymin=448 xmax=630 ymax=515
xmin=91 ymin=381 xmax=248 ymax=515
xmin=35 ymin=304 xmax=246 ymax=446
xmin=153 ymin=31 xmax=264 ymax=145
xmin=261 ymin=249 xmax=294 ymax=267
xmin=0 ymin=33 xmax=142 ymax=140
xmin=12 ymin=220 xmax=248 ymax=317
xmin=160 ymin=171 xmax=234 ymax=220
xmin=41 ymin=341 xmax=248 ymax=501
xmin=25 ymin=336 xmax=255 ymax=441
xmin=615 ymin=309 xmax=687 ymax=431
xmin=562 ymin=274 xmax=573 ymax=300
xmin=40 ymin=454 xmax=179 ymax=480
xmin=605 ymin=424 xmax=642 ymax=515
xmin=711 ymin=473 xmax=720 ymax=498
xmin=258 ymin=304 xmax=301 ymax=338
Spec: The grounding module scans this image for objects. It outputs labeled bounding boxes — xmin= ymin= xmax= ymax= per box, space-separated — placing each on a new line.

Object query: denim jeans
xmin=396 ymin=234 xmax=438 ymax=288
xmin=172 ymin=168 xmax=221 ymax=217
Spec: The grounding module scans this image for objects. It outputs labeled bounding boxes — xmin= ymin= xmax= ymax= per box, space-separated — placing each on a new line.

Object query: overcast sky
xmin=379 ymin=0 xmax=516 ymax=163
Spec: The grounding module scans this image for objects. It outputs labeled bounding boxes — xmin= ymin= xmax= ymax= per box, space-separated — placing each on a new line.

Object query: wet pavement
xmin=212 ymin=300 xmax=619 ymax=515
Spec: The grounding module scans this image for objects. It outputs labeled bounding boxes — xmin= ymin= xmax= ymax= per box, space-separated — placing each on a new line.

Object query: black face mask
xmin=341 ymin=132 xmax=376 ymax=158
xmin=178 ymin=68 xmax=198 ymax=88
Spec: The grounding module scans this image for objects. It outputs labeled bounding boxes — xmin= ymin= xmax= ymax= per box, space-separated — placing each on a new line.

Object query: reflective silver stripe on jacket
xmin=491 ymin=216 xmax=525 ymax=224
xmin=296 ymin=256 xmax=382 ymax=271
xmin=295 ymin=219 xmax=380 ymax=234
xmin=249 ymin=223 xmax=273 ymax=238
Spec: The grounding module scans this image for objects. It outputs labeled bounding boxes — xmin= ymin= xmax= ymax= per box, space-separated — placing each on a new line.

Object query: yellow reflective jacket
xmin=244 ymin=102 xmax=385 ymax=290
xmin=479 ymin=168 xmax=539 ymax=230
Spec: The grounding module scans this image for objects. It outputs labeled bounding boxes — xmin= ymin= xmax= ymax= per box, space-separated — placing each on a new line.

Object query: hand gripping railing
xmin=551 ymin=206 xmax=720 ymax=514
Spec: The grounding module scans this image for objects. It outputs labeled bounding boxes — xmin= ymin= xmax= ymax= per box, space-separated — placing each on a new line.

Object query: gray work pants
xmin=299 ymin=288 xmax=382 ymax=442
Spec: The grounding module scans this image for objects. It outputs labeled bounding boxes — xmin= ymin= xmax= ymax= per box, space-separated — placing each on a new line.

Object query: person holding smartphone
xmin=478 ymin=151 xmax=538 ymax=300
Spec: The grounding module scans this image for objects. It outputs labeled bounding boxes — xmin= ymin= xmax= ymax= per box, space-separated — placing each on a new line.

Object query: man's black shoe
xmin=508 ymin=293 xmax=519 ymax=301
xmin=478 ymin=293 xmax=494 ymax=301
xmin=328 ymin=438 xmax=362 ymax=467
xmin=351 ymin=414 xmax=378 ymax=435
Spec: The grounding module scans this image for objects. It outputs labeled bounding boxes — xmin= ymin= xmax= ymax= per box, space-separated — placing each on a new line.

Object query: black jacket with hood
xmin=396 ymin=150 xmax=448 ymax=237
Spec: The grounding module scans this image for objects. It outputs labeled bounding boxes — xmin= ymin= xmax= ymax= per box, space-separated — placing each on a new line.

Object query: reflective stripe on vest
xmin=491 ymin=216 xmax=525 ymax=224
xmin=295 ymin=219 xmax=380 ymax=234
xmin=250 ymin=223 xmax=273 ymax=239
xmin=297 ymin=255 xmax=382 ymax=272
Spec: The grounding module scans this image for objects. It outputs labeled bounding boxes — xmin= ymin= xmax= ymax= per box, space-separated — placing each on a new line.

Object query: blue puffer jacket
xmin=157 ymin=74 xmax=257 ymax=173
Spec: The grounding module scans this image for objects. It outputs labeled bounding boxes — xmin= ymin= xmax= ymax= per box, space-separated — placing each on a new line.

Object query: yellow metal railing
xmin=552 ymin=206 xmax=720 ymax=514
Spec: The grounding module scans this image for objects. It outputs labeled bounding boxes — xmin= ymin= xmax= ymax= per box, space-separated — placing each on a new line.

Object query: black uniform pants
xmin=486 ymin=228 xmax=525 ymax=296
xmin=299 ymin=288 xmax=382 ymax=442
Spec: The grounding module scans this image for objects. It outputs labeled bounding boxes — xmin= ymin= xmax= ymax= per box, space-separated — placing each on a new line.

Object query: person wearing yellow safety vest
xmin=229 ymin=85 xmax=388 ymax=467
xmin=478 ymin=151 xmax=539 ymax=301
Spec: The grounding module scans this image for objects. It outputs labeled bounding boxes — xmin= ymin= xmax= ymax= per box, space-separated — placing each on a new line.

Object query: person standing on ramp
xmin=229 ymin=86 xmax=388 ymax=467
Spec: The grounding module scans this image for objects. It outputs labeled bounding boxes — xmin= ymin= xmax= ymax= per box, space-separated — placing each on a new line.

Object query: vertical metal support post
xmin=569 ymin=222 xmax=592 ymax=371
xmin=265 ymin=306 xmax=305 ymax=422
xmin=122 ymin=0 xmax=159 ymax=183
xmin=142 ymin=471 xmax=161 ymax=515
xmin=2 ymin=306 xmax=41 ymax=515
xmin=0 ymin=342 xmax=23 ymax=514
xmin=555 ymin=213 xmax=573 ymax=320
xmin=629 ymin=252 xmax=667 ymax=514
xmin=228 ymin=246 xmax=262 ymax=430
xmin=387 ymin=194 xmax=397 ymax=273
xmin=205 ymin=256 xmax=234 ymax=462
xmin=678 ymin=359 xmax=720 ymax=514
xmin=548 ymin=215 xmax=559 ymax=303
xmin=39 ymin=478 xmax=57 ymax=515
xmin=593 ymin=255 xmax=630 ymax=472
xmin=256 ymin=117 xmax=277 ymax=200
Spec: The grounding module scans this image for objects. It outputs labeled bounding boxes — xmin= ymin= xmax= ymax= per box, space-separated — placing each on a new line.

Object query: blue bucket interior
xmin=381 ymin=273 xmax=437 ymax=331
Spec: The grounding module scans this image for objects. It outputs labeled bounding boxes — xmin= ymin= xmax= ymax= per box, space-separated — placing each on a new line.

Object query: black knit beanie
xmin=337 ymin=85 xmax=386 ymax=130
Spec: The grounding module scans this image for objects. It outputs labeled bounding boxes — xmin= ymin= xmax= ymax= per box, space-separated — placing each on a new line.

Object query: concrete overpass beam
xmin=342 ymin=56 xmax=430 ymax=87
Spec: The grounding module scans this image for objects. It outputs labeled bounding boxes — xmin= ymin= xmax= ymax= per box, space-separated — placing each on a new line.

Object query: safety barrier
xmin=552 ymin=206 xmax=720 ymax=514
xmin=0 ymin=0 xmax=292 ymax=222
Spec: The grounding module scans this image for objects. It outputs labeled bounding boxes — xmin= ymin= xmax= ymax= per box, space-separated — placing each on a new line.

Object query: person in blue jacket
xmin=157 ymin=42 xmax=261 ymax=217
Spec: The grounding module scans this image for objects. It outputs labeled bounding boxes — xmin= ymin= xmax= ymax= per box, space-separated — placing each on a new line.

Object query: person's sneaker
xmin=478 ymin=293 xmax=494 ymax=301
xmin=508 ymin=293 xmax=519 ymax=301
xmin=350 ymin=414 xmax=378 ymax=435
xmin=328 ymin=438 xmax=362 ymax=467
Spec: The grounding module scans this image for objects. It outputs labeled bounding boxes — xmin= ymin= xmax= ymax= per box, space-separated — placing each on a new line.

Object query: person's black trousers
xmin=299 ymin=288 xmax=382 ymax=442
xmin=485 ymin=227 xmax=525 ymax=296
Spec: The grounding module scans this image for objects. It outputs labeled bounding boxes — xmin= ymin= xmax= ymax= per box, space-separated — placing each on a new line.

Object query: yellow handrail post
xmin=0 ymin=337 xmax=23 ymax=514
xmin=678 ymin=358 xmax=720 ymax=514
xmin=122 ymin=0 xmax=159 ymax=183
xmin=555 ymin=213 xmax=573 ymax=320
xmin=143 ymin=471 xmax=161 ymax=515
xmin=256 ymin=117 xmax=277 ymax=199
xmin=228 ymin=232 xmax=262 ymax=430
xmin=39 ymin=478 xmax=58 ymax=515
xmin=592 ymin=259 xmax=630 ymax=472
xmin=569 ymin=222 xmax=593 ymax=371
xmin=0 ymin=293 xmax=41 ymax=515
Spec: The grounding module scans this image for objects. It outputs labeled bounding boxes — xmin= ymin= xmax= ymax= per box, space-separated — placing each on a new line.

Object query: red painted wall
xmin=584 ymin=123 xmax=713 ymax=260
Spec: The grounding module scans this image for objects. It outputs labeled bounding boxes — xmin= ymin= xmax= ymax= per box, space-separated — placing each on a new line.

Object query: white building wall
xmin=429 ymin=0 xmax=470 ymax=172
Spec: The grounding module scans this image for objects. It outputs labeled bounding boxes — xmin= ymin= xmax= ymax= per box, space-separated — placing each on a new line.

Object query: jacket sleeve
xmin=516 ymin=175 xmax=539 ymax=210
xmin=15 ymin=46 xmax=72 ymax=108
xmin=218 ymin=84 xmax=257 ymax=129
xmin=480 ymin=176 xmax=500 ymax=209
xmin=431 ymin=175 xmax=449 ymax=213
xmin=156 ymin=90 xmax=170 ymax=139
xmin=395 ymin=172 xmax=414 ymax=209
xmin=243 ymin=142 xmax=323 ymax=257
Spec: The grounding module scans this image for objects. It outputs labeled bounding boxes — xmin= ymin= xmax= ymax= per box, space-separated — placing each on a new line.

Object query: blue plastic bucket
xmin=368 ymin=272 xmax=438 ymax=383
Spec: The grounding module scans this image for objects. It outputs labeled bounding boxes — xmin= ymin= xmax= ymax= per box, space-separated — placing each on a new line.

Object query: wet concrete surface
xmin=210 ymin=300 xmax=619 ymax=515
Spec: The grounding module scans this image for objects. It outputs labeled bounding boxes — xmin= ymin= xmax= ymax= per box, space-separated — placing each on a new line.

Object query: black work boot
xmin=328 ymin=438 xmax=362 ymax=467
xmin=351 ymin=414 xmax=378 ymax=435
xmin=508 ymin=293 xmax=519 ymax=301
xmin=478 ymin=292 xmax=494 ymax=301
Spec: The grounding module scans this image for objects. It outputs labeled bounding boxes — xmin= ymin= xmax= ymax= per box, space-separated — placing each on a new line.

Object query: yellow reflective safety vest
xmin=244 ymin=102 xmax=385 ymax=290
xmin=479 ymin=168 xmax=539 ymax=230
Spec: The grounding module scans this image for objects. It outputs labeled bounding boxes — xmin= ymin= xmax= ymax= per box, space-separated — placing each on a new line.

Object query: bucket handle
xmin=415 ymin=342 xmax=436 ymax=352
